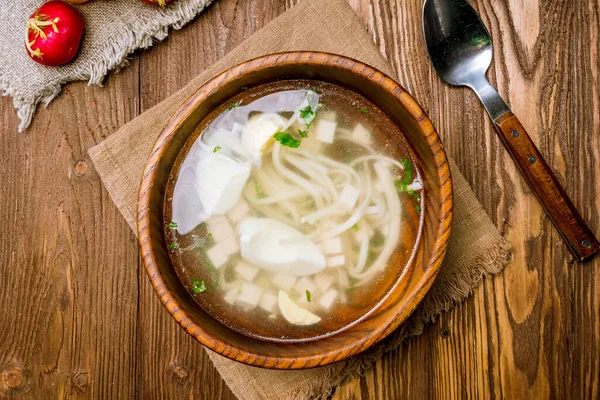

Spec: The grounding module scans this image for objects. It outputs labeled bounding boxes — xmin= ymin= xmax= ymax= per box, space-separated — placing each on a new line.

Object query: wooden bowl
xmin=137 ymin=52 xmax=453 ymax=369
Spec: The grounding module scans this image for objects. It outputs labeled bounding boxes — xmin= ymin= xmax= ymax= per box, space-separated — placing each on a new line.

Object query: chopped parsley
xmin=255 ymin=181 xmax=266 ymax=199
xmin=299 ymin=105 xmax=314 ymax=120
xmin=213 ymin=146 xmax=222 ymax=153
xmin=274 ymin=132 xmax=302 ymax=148
xmin=394 ymin=158 xmax=413 ymax=192
xmin=306 ymin=290 xmax=312 ymax=302
xmin=169 ymin=242 xmax=180 ymax=249
xmin=207 ymin=233 xmax=212 ymax=238
xmin=299 ymin=103 xmax=321 ymax=126
xmin=369 ymin=230 xmax=385 ymax=247
xmin=191 ymin=278 xmax=206 ymax=294
xmin=415 ymin=204 xmax=422 ymax=214
xmin=359 ymin=107 xmax=369 ymax=114
xmin=298 ymin=129 xmax=308 ymax=138
xmin=168 ymin=221 xmax=178 ymax=229
xmin=227 ymin=101 xmax=241 ymax=111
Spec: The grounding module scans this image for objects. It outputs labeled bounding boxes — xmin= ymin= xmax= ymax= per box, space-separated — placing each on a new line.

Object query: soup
xmin=164 ymin=80 xmax=423 ymax=342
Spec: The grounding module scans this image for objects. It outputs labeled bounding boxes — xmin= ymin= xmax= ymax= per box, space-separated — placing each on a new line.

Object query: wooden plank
xmin=0 ymin=0 xmax=598 ymax=399
xmin=0 ymin=61 xmax=140 ymax=397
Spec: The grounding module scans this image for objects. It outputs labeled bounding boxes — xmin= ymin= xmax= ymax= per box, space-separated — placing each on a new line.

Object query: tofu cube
xmin=315 ymin=119 xmax=337 ymax=144
xmin=206 ymin=244 xmax=229 ymax=269
xmin=234 ymin=260 xmax=259 ymax=282
xmin=220 ymin=235 xmax=240 ymax=256
xmin=314 ymin=273 xmax=334 ymax=293
xmin=259 ymin=292 xmax=278 ymax=313
xmin=338 ymin=184 xmax=360 ymax=210
xmin=236 ymin=282 xmax=262 ymax=308
xmin=294 ymin=277 xmax=318 ymax=295
xmin=352 ymin=123 xmax=371 ymax=144
xmin=337 ymin=268 xmax=350 ymax=288
xmin=207 ymin=217 xmax=235 ymax=242
xmin=320 ymin=111 xmax=337 ymax=121
xmin=228 ymin=200 xmax=250 ymax=223
xmin=319 ymin=237 xmax=343 ymax=255
xmin=326 ymin=255 xmax=345 ymax=268
xmin=272 ymin=273 xmax=297 ymax=291
xmin=366 ymin=205 xmax=382 ymax=215
xmin=224 ymin=287 xmax=240 ymax=304
xmin=319 ymin=288 xmax=339 ymax=309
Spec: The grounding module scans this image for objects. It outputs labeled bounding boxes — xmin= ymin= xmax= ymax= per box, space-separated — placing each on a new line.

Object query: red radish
xmin=25 ymin=1 xmax=84 ymax=66
xmin=141 ymin=0 xmax=176 ymax=7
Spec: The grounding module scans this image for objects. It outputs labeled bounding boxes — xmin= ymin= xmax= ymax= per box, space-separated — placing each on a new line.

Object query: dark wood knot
xmin=172 ymin=363 xmax=188 ymax=379
xmin=2 ymin=367 xmax=26 ymax=390
xmin=71 ymin=371 xmax=89 ymax=392
xmin=74 ymin=160 xmax=89 ymax=177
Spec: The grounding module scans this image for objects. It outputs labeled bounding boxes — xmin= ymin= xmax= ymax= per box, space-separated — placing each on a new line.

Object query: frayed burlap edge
xmin=0 ymin=1 xmax=213 ymax=132
xmin=292 ymin=237 xmax=513 ymax=400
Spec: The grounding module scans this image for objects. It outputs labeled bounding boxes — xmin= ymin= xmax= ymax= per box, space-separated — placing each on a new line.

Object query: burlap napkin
xmin=89 ymin=0 xmax=512 ymax=398
xmin=0 ymin=0 xmax=213 ymax=132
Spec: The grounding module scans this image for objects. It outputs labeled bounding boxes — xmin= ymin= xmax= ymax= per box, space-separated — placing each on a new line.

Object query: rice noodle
xmin=272 ymin=143 xmax=325 ymax=208
xmin=351 ymin=162 xmax=401 ymax=282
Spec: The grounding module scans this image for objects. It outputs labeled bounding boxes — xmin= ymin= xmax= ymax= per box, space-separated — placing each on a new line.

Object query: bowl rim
xmin=137 ymin=51 xmax=453 ymax=368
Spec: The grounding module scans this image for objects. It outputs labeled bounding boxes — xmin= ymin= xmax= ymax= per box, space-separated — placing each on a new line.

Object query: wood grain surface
xmin=1 ymin=0 xmax=598 ymax=398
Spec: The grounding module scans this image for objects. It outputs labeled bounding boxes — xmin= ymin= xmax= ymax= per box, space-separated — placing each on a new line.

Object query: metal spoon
xmin=423 ymin=0 xmax=599 ymax=262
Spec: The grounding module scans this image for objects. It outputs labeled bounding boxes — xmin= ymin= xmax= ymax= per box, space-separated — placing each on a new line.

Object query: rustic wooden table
xmin=1 ymin=0 xmax=599 ymax=398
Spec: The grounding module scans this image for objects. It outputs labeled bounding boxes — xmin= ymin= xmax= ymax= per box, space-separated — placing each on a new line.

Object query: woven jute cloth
xmin=88 ymin=0 xmax=513 ymax=398
xmin=0 ymin=0 xmax=213 ymax=132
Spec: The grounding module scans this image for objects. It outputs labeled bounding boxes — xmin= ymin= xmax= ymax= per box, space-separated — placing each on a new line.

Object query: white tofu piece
xmin=319 ymin=288 xmax=339 ymax=309
xmin=352 ymin=123 xmax=371 ymax=144
xmin=320 ymin=111 xmax=337 ymax=121
xmin=366 ymin=205 xmax=382 ymax=215
xmin=259 ymin=292 xmax=278 ymax=313
xmin=319 ymin=237 xmax=343 ymax=255
xmin=272 ymin=273 xmax=297 ymax=291
xmin=314 ymin=273 xmax=334 ymax=293
xmin=207 ymin=217 xmax=235 ymax=242
xmin=224 ymin=287 xmax=240 ymax=304
xmin=206 ymin=244 xmax=229 ymax=269
xmin=337 ymin=268 xmax=350 ymax=288
xmin=220 ymin=235 xmax=240 ymax=256
xmin=234 ymin=260 xmax=259 ymax=282
xmin=326 ymin=255 xmax=345 ymax=268
xmin=338 ymin=184 xmax=360 ymax=210
xmin=294 ymin=277 xmax=318 ymax=295
xmin=236 ymin=282 xmax=263 ymax=308
xmin=315 ymin=119 xmax=337 ymax=144
xmin=228 ymin=200 xmax=250 ymax=223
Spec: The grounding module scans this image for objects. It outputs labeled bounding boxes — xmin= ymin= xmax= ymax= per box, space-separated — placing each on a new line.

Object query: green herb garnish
xmin=169 ymin=242 xmax=180 ymax=249
xmin=274 ymin=132 xmax=302 ymax=148
xmin=168 ymin=221 xmax=178 ymax=229
xmin=227 ymin=101 xmax=241 ymax=111
xmin=407 ymin=189 xmax=420 ymax=201
xmin=255 ymin=181 xmax=266 ymax=199
xmin=298 ymin=129 xmax=308 ymax=138
xmin=395 ymin=158 xmax=413 ymax=192
xmin=300 ymin=105 xmax=314 ymax=120
xmin=369 ymin=231 xmax=385 ymax=247
xmin=213 ymin=146 xmax=222 ymax=153
xmin=191 ymin=278 xmax=206 ymax=293
xmin=306 ymin=290 xmax=312 ymax=302
xmin=207 ymin=233 xmax=212 ymax=238
xmin=415 ymin=205 xmax=422 ymax=214
xmin=359 ymin=107 xmax=369 ymax=114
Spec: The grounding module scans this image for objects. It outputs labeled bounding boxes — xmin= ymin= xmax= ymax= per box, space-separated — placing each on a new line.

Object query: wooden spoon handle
xmin=494 ymin=112 xmax=599 ymax=262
